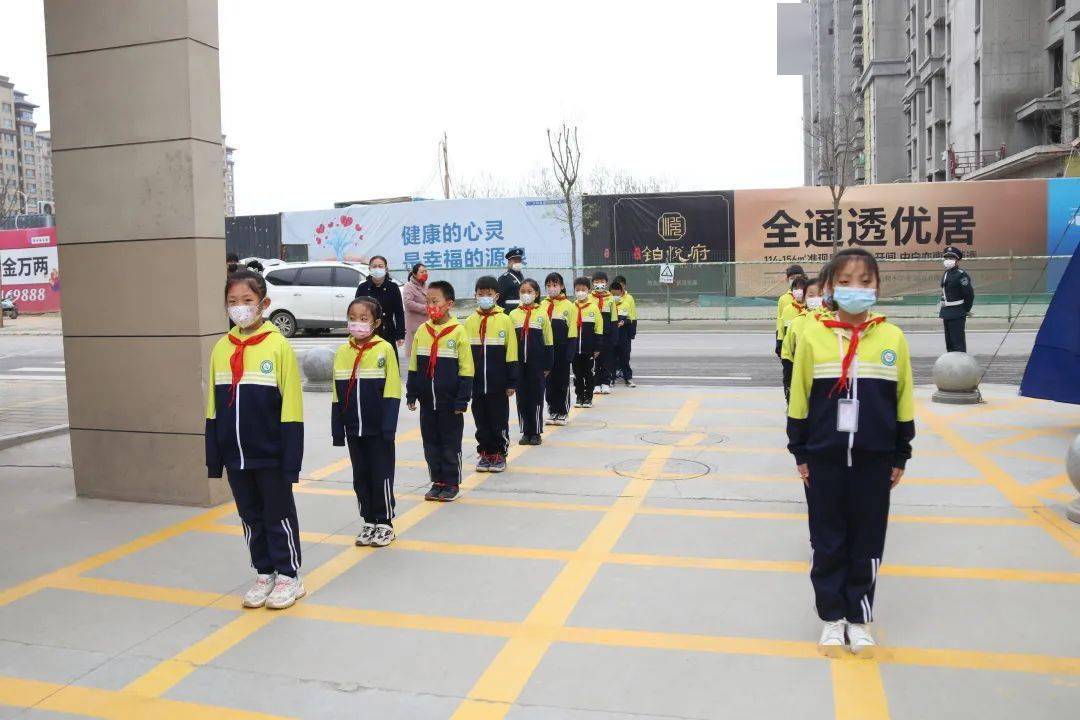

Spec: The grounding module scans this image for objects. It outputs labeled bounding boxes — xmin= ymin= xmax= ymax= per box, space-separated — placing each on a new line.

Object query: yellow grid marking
xmin=832 ymin=659 xmax=890 ymax=719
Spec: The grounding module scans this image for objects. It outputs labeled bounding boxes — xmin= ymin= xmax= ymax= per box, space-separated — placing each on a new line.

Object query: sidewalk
xmin=0 ymin=384 xmax=1077 ymax=719
xmin=0 ymin=380 xmax=67 ymax=450
xmin=0 ymin=313 xmax=62 ymax=336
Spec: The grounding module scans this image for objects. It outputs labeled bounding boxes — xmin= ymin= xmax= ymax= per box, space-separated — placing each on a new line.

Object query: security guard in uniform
xmin=939 ymin=246 xmax=974 ymax=353
xmin=497 ymin=247 xmax=526 ymax=310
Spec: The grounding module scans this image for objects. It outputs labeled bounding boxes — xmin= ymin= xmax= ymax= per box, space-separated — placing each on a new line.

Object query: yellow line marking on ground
xmin=1026 ymin=474 xmax=1070 ymax=496
xmin=638 ymin=505 xmax=1035 ymax=527
xmin=974 ymin=427 xmax=1075 ymax=451
xmin=832 ymin=659 xmax=890 ymax=720
xmin=918 ymin=402 xmax=1080 ymax=559
xmin=449 ymin=400 xmax=699 ymax=720
xmin=50 ymin=575 xmax=236 ymax=609
xmin=0 ymin=675 xmax=293 ymax=719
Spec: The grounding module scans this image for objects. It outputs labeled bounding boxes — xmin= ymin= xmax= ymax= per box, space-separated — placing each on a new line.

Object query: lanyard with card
xmin=837 ymin=397 xmax=859 ymax=433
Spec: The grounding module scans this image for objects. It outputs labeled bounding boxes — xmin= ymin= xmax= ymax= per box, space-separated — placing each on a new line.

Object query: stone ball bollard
xmin=931 ymin=351 xmax=983 ymax=405
xmin=1067 ymin=434 xmax=1080 ymax=524
xmin=301 ymin=346 xmax=335 ymax=392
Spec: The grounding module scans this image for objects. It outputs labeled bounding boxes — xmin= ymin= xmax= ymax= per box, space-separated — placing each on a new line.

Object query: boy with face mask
xmin=464 ymin=276 xmax=519 ymax=473
xmin=571 ymin=277 xmax=604 ymax=408
xmin=787 ymin=249 xmax=914 ymax=660
xmin=590 ymin=271 xmax=620 ymax=394
xmin=331 ymin=296 xmax=401 ymax=548
xmin=206 ymin=269 xmax=306 ymax=610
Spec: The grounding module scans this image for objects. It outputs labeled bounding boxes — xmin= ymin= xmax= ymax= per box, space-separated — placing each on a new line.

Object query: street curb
xmin=0 ymin=424 xmax=70 ymax=451
xmin=0 ymin=331 xmax=63 ymax=336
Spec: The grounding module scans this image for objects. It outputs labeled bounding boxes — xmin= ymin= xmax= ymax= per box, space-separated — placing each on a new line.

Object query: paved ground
xmin=1 ymin=383 xmax=1078 ymax=719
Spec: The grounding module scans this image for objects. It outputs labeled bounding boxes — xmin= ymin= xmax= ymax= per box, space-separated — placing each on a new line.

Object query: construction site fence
xmin=429 ymin=255 xmax=1071 ymax=322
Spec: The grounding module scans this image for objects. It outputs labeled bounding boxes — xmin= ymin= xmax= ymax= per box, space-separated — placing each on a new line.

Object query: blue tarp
xmin=1020 ymin=244 xmax=1080 ymax=404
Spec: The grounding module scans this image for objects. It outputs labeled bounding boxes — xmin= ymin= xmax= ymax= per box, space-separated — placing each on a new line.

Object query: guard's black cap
xmin=505 ymin=247 xmax=525 ymax=260
xmin=785 ymin=264 xmax=805 ymax=277
xmin=943 ymin=246 xmax=963 ymax=260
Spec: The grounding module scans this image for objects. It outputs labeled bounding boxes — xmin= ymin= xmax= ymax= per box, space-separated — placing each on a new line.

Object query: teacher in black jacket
xmin=355 ymin=255 xmax=406 ymax=355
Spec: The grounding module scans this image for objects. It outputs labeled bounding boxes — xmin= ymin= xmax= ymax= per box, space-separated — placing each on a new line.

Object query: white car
xmin=264 ymin=261 xmax=370 ymax=337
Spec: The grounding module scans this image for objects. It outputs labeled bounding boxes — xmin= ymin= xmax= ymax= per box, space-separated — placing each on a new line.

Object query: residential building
xmin=223 ymin=135 xmax=236 ymax=216
xmin=788 ymin=1 xmax=1080 ymax=184
xmin=0 ymin=75 xmax=55 ymax=213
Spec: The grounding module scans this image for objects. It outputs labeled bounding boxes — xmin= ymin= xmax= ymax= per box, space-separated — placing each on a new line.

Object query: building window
xmin=1050 ymin=42 xmax=1064 ymax=90
xmin=1054 ymin=0 xmax=1066 ymax=13
xmin=23 ymin=140 xmax=32 ymax=149
xmin=927 ymin=82 xmax=934 ymax=110
xmin=975 ymin=132 xmax=982 ymax=156
xmin=0 ymin=102 xmax=11 ymax=113
xmin=27 ymin=183 xmax=37 ymax=192
xmin=23 ymin=155 xmax=34 ymax=164
xmin=975 ymin=0 xmax=981 ymax=26
xmin=975 ymin=60 xmax=981 ymax=100
xmin=1 ymin=120 xmax=12 ymax=130
xmin=25 ymin=169 xmax=34 ymax=178
xmin=22 ymin=126 xmax=32 ymax=135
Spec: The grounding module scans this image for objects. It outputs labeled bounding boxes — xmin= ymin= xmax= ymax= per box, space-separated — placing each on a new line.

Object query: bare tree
xmin=547 ymin=123 xmax=582 ymax=273
xmin=452 ymin=172 xmax=513 ymax=199
xmin=806 ymin=94 xmax=863 ymax=255
xmin=586 ymin=165 xmax=671 ymax=195
xmin=0 ymin=177 xmax=21 ymax=220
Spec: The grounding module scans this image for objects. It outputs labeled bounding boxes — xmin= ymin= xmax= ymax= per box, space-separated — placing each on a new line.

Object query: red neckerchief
xmin=821 ymin=316 xmax=885 ymax=397
xmin=520 ymin=306 xmax=535 ymax=343
xmin=592 ymin=291 xmax=608 ymax=311
xmin=575 ymin=301 xmax=590 ymax=333
xmin=476 ymin=308 xmax=498 ymax=344
xmin=424 ymin=322 xmax=457 ymax=378
xmin=227 ymin=330 xmax=273 ymax=407
xmin=342 ymin=338 xmax=380 ymax=415
xmin=792 ymin=301 xmax=806 ymax=312
xmin=545 ymin=296 xmax=561 ymax=319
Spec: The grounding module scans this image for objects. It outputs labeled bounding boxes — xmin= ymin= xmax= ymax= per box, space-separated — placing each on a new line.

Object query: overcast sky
xmin=1 ymin=0 xmax=805 ymax=215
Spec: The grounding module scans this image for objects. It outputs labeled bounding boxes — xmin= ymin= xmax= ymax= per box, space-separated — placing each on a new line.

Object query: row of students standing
xmin=206 ymin=266 xmax=639 ymax=612
xmin=779 ymin=249 xmax=916 ymax=659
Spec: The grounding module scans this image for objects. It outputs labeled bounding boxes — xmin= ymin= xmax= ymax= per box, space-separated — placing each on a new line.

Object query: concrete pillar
xmin=44 ymin=0 xmax=229 ymax=505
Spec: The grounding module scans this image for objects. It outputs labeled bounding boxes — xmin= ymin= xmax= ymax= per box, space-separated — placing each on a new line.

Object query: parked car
xmin=1 ymin=296 xmax=17 ymax=319
xmin=263 ymin=261 xmax=371 ymax=338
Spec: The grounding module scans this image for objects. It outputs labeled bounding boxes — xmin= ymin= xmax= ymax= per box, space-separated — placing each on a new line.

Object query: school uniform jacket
xmin=778 ymin=300 xmax=806 ymax=343
xmin=205 ymin=322 xmax=304 ymax=482
xmin=540 ymin=296 xmax=575 ymax=346
xmin=464 ymin=307 xmax=519 ymax=396
xmin=571 ymin=299 xmax=604 ymax=357
xmin=591 ymin=290 xmax=620 ymax=345
xmin=509 ymin=305 xmax=554 ymax=374
xmin=781 ymin=309 xmax=832 ymax=363
xmin=615 ymin=292 xmax=638 ymax=340
xmin=330 ymin=336 xmax=401 ymax=446
xmin=406 ymin=319 xmax=475 ymax=411
xmin=787 ymin=314 xmax=915 ymax=468
xmin=776 ymin=290 xmax=794 ymax=341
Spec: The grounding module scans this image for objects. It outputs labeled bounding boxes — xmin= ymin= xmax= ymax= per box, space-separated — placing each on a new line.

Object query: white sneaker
xmin=553 ymin=415 xmax=568 ymax=426
xmin=545 ymin=414 xmax=558 ymax=425
xmin=370 ymin=524 xmax=395 ymax=547
xmin=242 ymin=573 xmax=276 ymax=608
xmin=265 ymin=574 xmax=306 ymax=610
xmin=818 ymin=619 xmax=848 ymax=658
xmin=847 ymin=623 xmax=876 ymax=658
xmin=596 ymin=385 xmax=610 ymax=395
xmin=355 ymin=523 xmax=376 ymax=546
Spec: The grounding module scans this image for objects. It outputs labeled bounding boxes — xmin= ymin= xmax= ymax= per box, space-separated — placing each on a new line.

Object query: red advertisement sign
xmin=0 ymin=227 xmax=61 ymax=313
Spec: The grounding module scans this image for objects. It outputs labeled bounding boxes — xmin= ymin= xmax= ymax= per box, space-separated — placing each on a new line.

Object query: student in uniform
xmin=206 ymin=269 xmax=306 ymax=610
xmin=775 ymin=264 xmax=805 ymax=357
xmin=787 ymin=248 xmax=915 ymax=658
xmin=541 ymin=272 xmax=575 ymax=425
xmin=571 ymin=277 xmax=604 ymax=408
xmin=464 ymin=276 xmax=519 ymax=474
xmin=611 ymin=279 xmax=638 ymax=388
xmin=332 ymin=296 xmax=401 ymax=548
xmin=781 ymin=272 xmax=832 ymax=405
xmin=509 ymin=279 xmax=554 ymax=445
xmin=590 ymin=271 xmax=619 ymax=394
xmin=406 ymin=280 xmax=474 ymax=502
xmin=778 ymin=275 xmax=808 ymax=402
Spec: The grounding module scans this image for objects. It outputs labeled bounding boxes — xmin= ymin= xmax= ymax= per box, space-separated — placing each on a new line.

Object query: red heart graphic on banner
xmin=315 ymin=224 xmax=325 ymax=234
xmin=340 ymin=215 xmax=352 ymax=226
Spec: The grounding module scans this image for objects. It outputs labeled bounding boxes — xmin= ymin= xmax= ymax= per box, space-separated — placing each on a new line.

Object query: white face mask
xmin=575 ymin=290 xmax=589 ymax=301
xmin=519 ymin=293 xmax=536 ymax=306
xmin=228 ymin=304 xmax=261 ymax=329
xmin=792 ymin=289 xmax=805 ymax=302
xmin=943 ymin=258 xmax=957 ymax=269
xmin=511 ymin=262 xmax=524 ymax=272
xmin=370 ymin=267 xmax=386 ymax=280
xmin=806 ymin=296 xmax=823 ymax=310
xmin=546 ymin=287 xmax=562 ymax=298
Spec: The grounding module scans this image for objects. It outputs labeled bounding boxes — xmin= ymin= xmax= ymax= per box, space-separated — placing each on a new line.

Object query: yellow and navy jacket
xmin=330 ymin=336 xmax=401 ymax=446
xmin=572 ymin=298 xmax=604 ymax=357
xmin=787 ymin=314 xmax=915 ymax=468
xmin=406 ymin=319 xmax=474 ymax=411
xmin=781 ymin=309 xmax=832 ymax=363
xmin=615 ymin=291 xmax=638 ymax=340
xmin=592 ymin=290 xmax=620 ymax=346
xmin=776 ymin=290 xmax=794 ymax=341
xmin=540 ymin=295 xmax=575 ymax=346
xmin=778 ymin=300 xmax=806 ymax=343
xmin=205 ymin=322 xmax=304 ymax=482
xmin=464 ymin=307 xmax=519 ymax=396
xmin=509 ymin=304 xmax=555 ymax=374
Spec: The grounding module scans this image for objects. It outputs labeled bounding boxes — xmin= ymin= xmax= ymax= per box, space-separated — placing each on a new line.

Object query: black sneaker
xmin=532 ymin=434 xmax=543 ymax=446
xmin=439 ymin=485 xmax=460 ymax=502
xmin=518 ymin=436 xmax=531 ymax=446
xmin=424 ymin=484 xmax=443 ymax=501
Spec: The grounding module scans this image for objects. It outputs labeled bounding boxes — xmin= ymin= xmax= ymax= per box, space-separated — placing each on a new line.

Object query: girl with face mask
xmin=540 ymin=272 xmax=575 ymax=424
xmin=777 ymin=275 xmax=809 ymax=402
xmin=356 ymin=256 xmax=406 ymax=358
xmin=207 ymin=270 xmax=307 ymax=610
xmin=781 ymin=271 xmax=832 ymax=404
xmin=786 ymin=248 xmax=915 ymax=660
xmin=331 ymin=296 xmax=402 ymax=548
xmin=508 ymin=279 xmax=554 ymax=445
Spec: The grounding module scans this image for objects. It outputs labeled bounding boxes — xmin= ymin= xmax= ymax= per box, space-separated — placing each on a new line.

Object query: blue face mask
xmin=832 ymin=287 xmax=877 ymax=314
xmin=476 ymin=295 xmax=496 ymax=311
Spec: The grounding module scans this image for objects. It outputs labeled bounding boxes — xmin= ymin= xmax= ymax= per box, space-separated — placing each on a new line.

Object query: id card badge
xmin=837 ymin=398 xmax=860 ymax=433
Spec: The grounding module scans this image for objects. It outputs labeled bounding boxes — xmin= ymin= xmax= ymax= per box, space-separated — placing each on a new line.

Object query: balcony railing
xmin=949 ymin=146 xmax=1008 ymax=178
